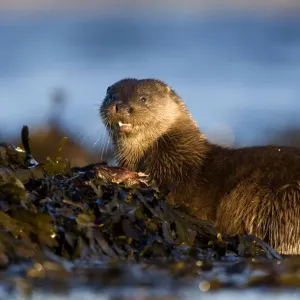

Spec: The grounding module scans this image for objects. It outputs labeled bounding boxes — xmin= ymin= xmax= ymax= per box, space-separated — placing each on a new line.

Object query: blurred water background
xmin=1 ymin=1 xmax=300 ymax=164
xmin=1 ymin=1 xmax=300 ymax=298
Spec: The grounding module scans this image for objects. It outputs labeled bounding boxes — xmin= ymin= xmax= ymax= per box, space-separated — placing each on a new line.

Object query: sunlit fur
xmin=100 ymin=78 xmax=204 ymax=172
xmin=100 ymin=78 xmax=300 ymax=255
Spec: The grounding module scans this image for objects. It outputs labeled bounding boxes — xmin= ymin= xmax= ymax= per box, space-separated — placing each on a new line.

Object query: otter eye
xmin=140 ymin=97 xmax=147 ymax=103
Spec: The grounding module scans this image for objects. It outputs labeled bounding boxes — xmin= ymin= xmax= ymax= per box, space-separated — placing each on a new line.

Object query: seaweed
xmin=1 ymin=125 xmax=299 ymax=297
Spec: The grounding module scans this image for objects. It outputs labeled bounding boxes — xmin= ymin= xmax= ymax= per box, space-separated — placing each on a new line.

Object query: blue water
xmin=1 ymin=10 xmax=300 ymax=147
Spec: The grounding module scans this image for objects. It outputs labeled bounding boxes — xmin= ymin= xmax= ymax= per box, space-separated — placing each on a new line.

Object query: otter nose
xmin=115 ymin=103 xmax=130 ymax=114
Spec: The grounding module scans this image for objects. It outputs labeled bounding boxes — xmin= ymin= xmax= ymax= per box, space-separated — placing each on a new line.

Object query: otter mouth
xmin=118 ymin=121 xmax=133 ymax=133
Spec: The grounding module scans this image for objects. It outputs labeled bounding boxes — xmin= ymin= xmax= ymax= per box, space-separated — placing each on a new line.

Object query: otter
xmin=100 ymin=78 xmax=300 ymax=255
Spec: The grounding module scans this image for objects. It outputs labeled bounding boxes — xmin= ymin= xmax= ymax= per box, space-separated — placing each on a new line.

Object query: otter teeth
xmin=118 ymin=121 xmax=131 ymax=127
xmin=118 ymin=121 xmax=133 ymax=133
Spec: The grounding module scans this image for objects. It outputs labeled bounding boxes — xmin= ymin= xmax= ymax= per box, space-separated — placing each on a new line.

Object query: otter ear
xmin=165 ymin=84 xmax=177 ymax=98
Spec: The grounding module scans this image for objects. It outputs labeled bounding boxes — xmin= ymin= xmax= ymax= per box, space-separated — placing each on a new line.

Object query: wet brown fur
xmin=100 ymin=78 xmax=300 ymax=254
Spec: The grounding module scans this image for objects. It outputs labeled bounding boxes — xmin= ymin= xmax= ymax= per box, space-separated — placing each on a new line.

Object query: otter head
xmin=100 ymin=78 xmax=205 ymax=192
xmin=100 ymin=78 xmax=186 ymax=147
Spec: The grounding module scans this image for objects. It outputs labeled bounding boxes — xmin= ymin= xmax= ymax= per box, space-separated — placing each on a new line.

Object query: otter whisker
xmin=75 ymin=132 xmax=84 ymax=142
xmin=92 ymin=135 xmax=102 ymax=148
xmin=79 ymin=132 xmax=90 ymax=145
xmin=100 ymin=134 xmax=111 ymax=161
xmin=103 ymin=136 xmax=111 ymax=159
xmin=95 ymin=130 xmax=105 ymax=159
